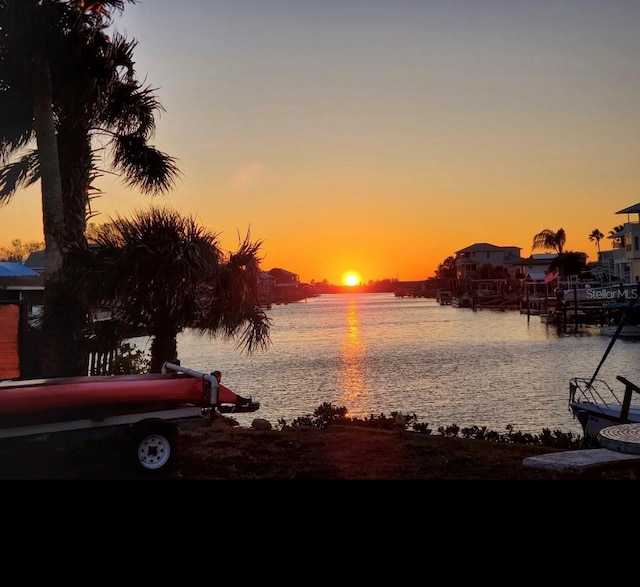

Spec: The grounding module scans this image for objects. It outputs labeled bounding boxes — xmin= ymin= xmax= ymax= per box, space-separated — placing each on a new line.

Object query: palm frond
xmin=0 ymin=150 xmax=40 ymax=204
xmin=111 ymin=134 xmax=181 ymax=194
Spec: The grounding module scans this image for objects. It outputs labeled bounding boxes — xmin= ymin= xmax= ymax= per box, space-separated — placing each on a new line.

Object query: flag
xmin=544 ymin=269 xmax=559 ymax=283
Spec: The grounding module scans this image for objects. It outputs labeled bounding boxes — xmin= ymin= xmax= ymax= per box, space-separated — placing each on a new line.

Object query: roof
xmin=616 ymin=203 xmax=640 ymax=215
xmin=520 ymin=254 xmax=557 ymax=265
xmin=0 ymin=262 xmax=39 ymax=277
xmin=530 ymin=253 xmax=558 ymax=261
xmin=455 ymin=243 xmax=521 ymax=254
xmin=24 ymin=250 xmax=46 ymax=271
xmin=525 ymin=270 xmax=548 ymax=281
xmin=502 ymin=253 xmax=527 ymax=264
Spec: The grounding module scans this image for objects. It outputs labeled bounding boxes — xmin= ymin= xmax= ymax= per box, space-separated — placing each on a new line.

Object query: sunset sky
xmin=2 ymin=0 xmax=640 ymax=285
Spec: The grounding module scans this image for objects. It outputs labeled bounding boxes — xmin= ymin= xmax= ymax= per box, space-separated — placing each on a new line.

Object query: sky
xmin=2 ymin=0 xmax=640 ymax=285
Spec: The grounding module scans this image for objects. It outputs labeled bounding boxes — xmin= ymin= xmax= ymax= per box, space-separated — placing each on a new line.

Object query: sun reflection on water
xmin=339 ymin=298 xmax=370 ymax=415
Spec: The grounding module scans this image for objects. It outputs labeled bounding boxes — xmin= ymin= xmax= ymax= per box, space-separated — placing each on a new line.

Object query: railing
xmin=87 ymin=349 xmax=117 ymax=376
xmin=569 ymin=377 xmax=621 ymax=412
xmin=570 ymin=375 xmax=640 ymax=421
xmin=618 ymin=376 xmax=640 ymax=423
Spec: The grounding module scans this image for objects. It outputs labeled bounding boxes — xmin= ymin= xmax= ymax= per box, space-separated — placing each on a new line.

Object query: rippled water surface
xmin=153 ymin=293 xmax=639 ymax=435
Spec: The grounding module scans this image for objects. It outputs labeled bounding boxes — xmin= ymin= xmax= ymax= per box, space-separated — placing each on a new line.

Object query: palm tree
xmin=0 ymin=1 xmax=178 ymax=376
xmin=73 ymin=208 xmax=271 ymax=372
xmin=547 ymin=251 xmax=588 ymax=279
xmin=47 ymin=25 xmax=178 ymax=376
xmin=588 ymin=228 xmax=604 ymax=255
xmin=1 ymin=0 xmax=81 ymax=376
xmin=608 ymin=224 xmax=625 ymax=250
xmin=0 ymin=1 xmax=66 ymax=279
xmin=532 ymin=227 xmax=566 ymax=254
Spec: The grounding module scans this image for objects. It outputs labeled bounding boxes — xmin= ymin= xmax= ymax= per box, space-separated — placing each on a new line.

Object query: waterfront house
xmin=454 ymin=242 xmax=526 ymax=299
xmin=454 ymin=243 xmax=523 ymax=280
xmin=258 ymin=271 xmax=276 ymax=308
xmin=599 ymin=202 xmax=640 ymax=285
xmin=267 ymin=268 xmax=314 ymax=304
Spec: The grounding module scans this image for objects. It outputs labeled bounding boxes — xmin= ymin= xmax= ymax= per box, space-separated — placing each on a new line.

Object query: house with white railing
xmin=599 ymin=202 xmax=640 ymax=285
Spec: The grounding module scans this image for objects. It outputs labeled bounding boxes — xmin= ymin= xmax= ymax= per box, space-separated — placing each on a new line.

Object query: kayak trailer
xmin=0 ymin=361 xmax=258 ymax=476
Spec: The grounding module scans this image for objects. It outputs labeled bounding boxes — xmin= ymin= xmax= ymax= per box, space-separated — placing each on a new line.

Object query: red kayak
xmin=0 ymin=362 xmax=259 ymax=427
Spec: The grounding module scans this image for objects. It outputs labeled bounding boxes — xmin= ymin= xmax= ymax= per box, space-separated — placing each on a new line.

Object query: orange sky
xmin=2 ymin=1 xmax=640 ymax=285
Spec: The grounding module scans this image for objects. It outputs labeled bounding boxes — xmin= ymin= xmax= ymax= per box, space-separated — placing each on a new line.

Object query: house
xmin=454 ymin=243 xmax=523 ymax=280
xmin=0 ymin=261 xmax=44 ymax=324
xmin=599 ymin=202 xmax=640 ymax=285
xmin=267 ymin=267 xmax=312 ymax=304
xmin=0 ymin=262 xmax=44 ymax=379
xmin=259 ymin=271 xmax=276 ymax=308
xmin=24 ymin=250 xmax=46 ymax=274
xmin=521 ymin=253 xmax=558 ymax=284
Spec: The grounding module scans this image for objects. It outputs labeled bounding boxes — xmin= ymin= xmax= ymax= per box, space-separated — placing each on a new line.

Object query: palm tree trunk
xmin=33 ymin=57 xmax=69 ymax=377
xmin=149 ymin=326 xmax=180 ymax=373
xmin=33 ymin=57 xmax=64 ymax=275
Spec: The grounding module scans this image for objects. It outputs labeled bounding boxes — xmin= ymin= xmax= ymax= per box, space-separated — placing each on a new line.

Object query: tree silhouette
xmin=548 ymin=251 xmax=588 ymax=279
xmin=588 ymin=229 xmax=604 ymax=255
xmin=1 ymin=1 xmax=178 ymax=376
xmin=72 ymin=208 xmax=271 ymax=372
xmin=532 ymin=227 xmax=566 ymax=254
xmin=608 ymin=224 xmax=625 ymax=249
xmin=436 ymin=256 xmax=457 ymax=279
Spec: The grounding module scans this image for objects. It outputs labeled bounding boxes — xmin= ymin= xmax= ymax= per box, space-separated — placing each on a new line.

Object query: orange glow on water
xmin=339 ymin=299 xmax=369 ymax=413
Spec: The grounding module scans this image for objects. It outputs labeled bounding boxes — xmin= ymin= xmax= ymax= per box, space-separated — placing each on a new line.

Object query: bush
xmin=281 ymin=404 xmax=588 ymax=449
xmin=110 ymin=342 xmax=150 ymax=375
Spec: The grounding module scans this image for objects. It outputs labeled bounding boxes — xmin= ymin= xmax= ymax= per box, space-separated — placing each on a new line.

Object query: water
xmin=138 ymin=293 xmax=640 ymax=435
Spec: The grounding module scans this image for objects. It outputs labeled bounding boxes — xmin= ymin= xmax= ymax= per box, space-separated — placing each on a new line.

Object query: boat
xmin=559 ymin=280 xmax=638 ymax=304
xmin=600 ymin=324 xmax=640 ymax=338
xmin=452 ymin=293 xmax=474 ymax=308
xmin=568 ymin=284 xmax=640 ymax=437
xmin=569 ymin=376 xmax=640 ymax=437
xmin=600 ymin=300 xmax=640 ymax=337
xmin=436 ymin=289 xmax=453 ymax=305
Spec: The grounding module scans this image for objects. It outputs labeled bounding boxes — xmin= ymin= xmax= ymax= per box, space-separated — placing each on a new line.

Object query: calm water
xmin=142 ymin=293 xmax=639 ymax=435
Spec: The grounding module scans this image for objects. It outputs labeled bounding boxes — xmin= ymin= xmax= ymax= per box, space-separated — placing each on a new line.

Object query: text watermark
xmin=586 ymin=288 xmax=639 ymax=300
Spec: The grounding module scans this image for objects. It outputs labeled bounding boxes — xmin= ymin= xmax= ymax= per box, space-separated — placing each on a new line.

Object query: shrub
xmin=281 ymin=404 xmax=587 ymax=449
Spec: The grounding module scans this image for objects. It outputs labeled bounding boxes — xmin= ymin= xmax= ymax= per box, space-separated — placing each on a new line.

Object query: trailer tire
xmin=128 ymin=423 xmax=178 ymax=476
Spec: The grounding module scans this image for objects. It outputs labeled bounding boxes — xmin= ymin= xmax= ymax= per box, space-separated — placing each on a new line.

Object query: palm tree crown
xmin=588 ymin=228 xmax=604 ymax=254
xmin=608 ymin=224 xmax=625 ymax=250
xmin=532 ymin=227 xmax=566 ymax=254
xmin=74 ymin=208 xmax=272 ymax=373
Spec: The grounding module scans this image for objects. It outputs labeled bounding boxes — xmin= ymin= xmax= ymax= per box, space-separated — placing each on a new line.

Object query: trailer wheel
xmin=129 ymin=423 xmax=178 ymax=475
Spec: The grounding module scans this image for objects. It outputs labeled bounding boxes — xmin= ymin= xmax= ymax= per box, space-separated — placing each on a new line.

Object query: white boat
xmin=569 ymin=376 xmax=640 ymax=437
xmin=569 ymin=285 xmax=640 ymax=437
xmin=600 ymin=324 xmax=640 ymax=338
xmin=559 ymin=281 xmax=638 ymax=304
xmin=600 ymin=300 xmax=640 ymax=337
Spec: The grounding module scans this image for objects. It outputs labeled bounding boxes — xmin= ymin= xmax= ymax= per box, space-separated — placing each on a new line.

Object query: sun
xmin=342 ymin=271 xmax=361 ymax=287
